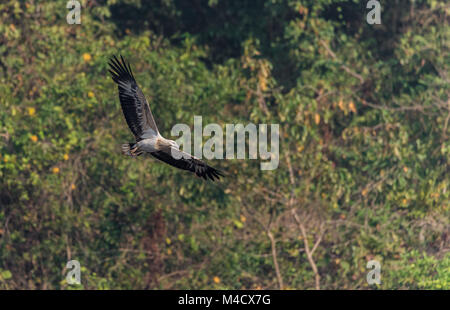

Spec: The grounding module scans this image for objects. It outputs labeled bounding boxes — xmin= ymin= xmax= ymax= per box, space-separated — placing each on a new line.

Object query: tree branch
xmin=291 ymin=209 xmax=321 ymax=290
xmin=267 ymin=230 xmax=284 ymax=290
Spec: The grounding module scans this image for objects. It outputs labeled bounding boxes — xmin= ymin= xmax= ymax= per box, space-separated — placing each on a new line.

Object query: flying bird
xmin=108 ymin=55 xmax=224 ymax=181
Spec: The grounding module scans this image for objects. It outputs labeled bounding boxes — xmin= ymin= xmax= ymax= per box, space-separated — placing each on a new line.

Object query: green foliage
xmin=0 ymin=0 xmax=448 ymax=289
xmin=384 ymin=251 xmax=450 ymax=289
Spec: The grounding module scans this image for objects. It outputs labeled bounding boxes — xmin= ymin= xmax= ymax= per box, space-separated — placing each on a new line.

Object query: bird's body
xmin=108 ymin=55 xmax=224 ymax=181
xmin=138 ymin=137 xmax=160 ymax=153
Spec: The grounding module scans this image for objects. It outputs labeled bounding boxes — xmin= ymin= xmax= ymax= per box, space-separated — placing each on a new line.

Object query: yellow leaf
xmin=314 ymin=113 xmax=320 ymax=125
xmin=28 ymin=107 xmax=36 ymax=116
xmin=362 ymin=188 xmax=368 ymax=196
xmin=338 ymin=99 xmax=345 ymax=111
xmin=52 ymin=167 xmax=60 ymax=174
xmin=88 ymin=91 xmax=95 ymax=98
xmin=349 ymin=101 xmax=357 ymax=113
xmin=63 ymin=154 xmax=69 ymax=161
xmin=83 ymin=53 xmax=92 ymax=62
xmin=259 ymin=76 xmax=267 ymax=91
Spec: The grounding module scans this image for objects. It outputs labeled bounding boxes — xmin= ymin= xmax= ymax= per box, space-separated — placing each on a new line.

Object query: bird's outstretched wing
xmin=108 ymin=55 xmax=159 ymax=140
xmin=150 ymin=148 xmax=224 ymax=181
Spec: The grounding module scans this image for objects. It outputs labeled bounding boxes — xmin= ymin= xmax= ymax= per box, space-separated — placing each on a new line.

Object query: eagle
xmin=108 ymin=55 xmax=224 ymax=181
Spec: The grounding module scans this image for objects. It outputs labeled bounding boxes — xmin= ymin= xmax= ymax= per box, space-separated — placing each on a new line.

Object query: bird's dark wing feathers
xmin=150 ymin=151 xmax=224 ymax=181
xmin=108 ymin=55 xmax=158 ymax=140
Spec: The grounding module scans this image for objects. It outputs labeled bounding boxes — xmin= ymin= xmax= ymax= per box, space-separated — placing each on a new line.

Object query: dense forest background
xmin=0 ymin=0 xmax=448 ymax=289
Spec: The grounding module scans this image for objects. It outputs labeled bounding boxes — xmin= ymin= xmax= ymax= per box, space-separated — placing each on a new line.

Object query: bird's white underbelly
xmin=137 ymin=138 xmax=158 ymax=153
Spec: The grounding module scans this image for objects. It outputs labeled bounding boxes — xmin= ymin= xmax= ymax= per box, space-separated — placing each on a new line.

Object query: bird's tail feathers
xmin=121 ymin=143 xmax=143 ymax=157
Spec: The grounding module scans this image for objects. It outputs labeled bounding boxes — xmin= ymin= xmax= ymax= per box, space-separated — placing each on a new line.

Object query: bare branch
xmin=291 ymin=209 xmax=321 ymax=290
xmin=267 ymin=230 xmax=284 ymax=290
xmin=320 ymin=40 xmax=364 ymax=84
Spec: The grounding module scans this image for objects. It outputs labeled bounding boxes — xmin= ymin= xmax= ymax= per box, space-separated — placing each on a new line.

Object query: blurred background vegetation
xmin=0 ymin=0 xmax=448 ymax=289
